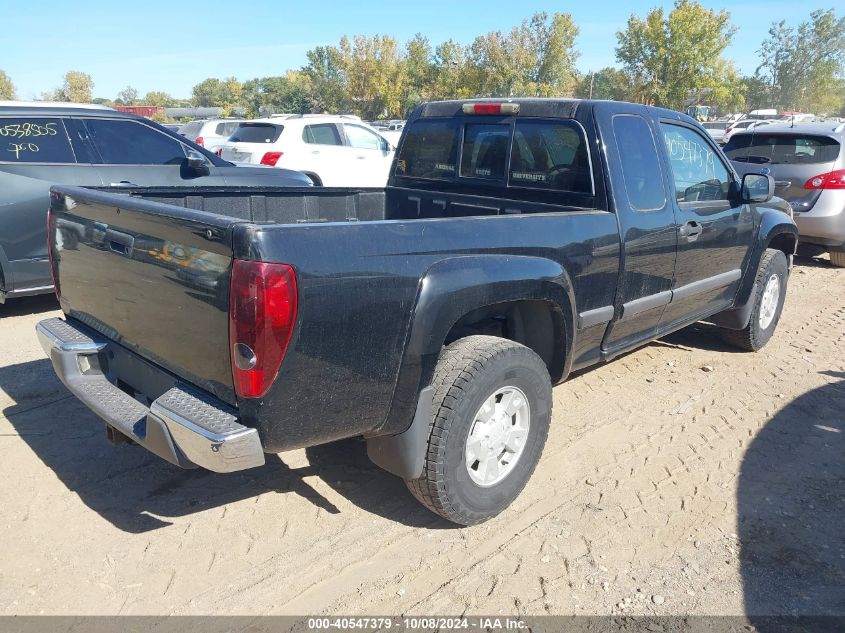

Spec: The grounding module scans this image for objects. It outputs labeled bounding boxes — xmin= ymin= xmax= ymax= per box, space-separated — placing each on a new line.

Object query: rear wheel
xmin=405 ymin=335 xmax=552 ymax=525
xmin=719 ymin=248 xmax=788 ymax=351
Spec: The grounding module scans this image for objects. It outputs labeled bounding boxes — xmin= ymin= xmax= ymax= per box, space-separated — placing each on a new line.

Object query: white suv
xmin=218 ymin=115 xmax=395 ymax=187
xmin=180 ymin=119 xmax=246 ymax=153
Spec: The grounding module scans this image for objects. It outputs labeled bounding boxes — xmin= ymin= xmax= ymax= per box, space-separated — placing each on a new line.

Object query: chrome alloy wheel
xmin=759 ymin=273 xmax=780 ymax=330
xmin=465 ymin=386 xmax=530 ymax=487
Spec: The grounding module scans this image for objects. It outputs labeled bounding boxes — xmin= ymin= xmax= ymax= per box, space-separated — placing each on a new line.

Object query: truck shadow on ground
xmin=2 ymin=358 xmax=448 ymax=534
xmin=0 ymin=294 xmax=59 ymax=318
xmin=739 ymin=371 xmax=845 ymax=627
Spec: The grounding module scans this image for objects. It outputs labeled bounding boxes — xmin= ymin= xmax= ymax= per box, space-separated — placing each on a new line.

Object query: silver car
xmin=702 ymin=121 xmax=728 ymax=144
xmin=725 ymin=121 xmax=845 ymax=267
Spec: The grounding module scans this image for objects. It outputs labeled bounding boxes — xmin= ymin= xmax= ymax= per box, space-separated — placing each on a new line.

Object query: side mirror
xmin=740 ymin=173 xmax=774 ymax=203
xmin=183 ymin=150 xmax=210 ymax=177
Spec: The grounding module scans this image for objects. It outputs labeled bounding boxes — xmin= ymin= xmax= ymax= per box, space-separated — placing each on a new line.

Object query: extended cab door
xmin=595 ymin=106 xmax=678 ymax=354
xmin=78 ymin=117 xmax=228 ymax=188
xmin=657 ymin=120 xmax=754 ymax=330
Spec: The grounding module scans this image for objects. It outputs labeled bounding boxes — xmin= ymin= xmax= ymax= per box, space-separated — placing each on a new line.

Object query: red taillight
xmin=462 ymin=102 xmax=520 ymax=115
xmin=804 ymin=169 xmax=845 ymax=190
xmin=46 ymin=207 xmax=60 ymax=300
xmin=229 ymin=260 xmax=298 ymax=399
xmin=260 ymin=151 xmax=283 ymax=166
xmin=195 ymin=137 xmax=204 ymax=147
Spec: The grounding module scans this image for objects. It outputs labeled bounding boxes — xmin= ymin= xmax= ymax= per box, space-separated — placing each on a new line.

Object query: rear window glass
xmin=215 ymin=121 xmax=241 ymax=137
xmin=0 ymin=118 xmax=76 ymax=163
xmin=460 ymin=124 xmax=509 ymax=180
xmin=396 ymin=118 xmax=592 ymax=193
xmin=395 ymin=119 xmax=460 ymax=179
xmin=180 ymin=121 xmax=203 ymax=138
xmin=302 ymin=124 xmax=342 ymax=146
xmin=723 ymin=134 xmax=840 ymax=165
xmin=230 ymin=123 xmax=283 ymax=144
xmin=612 ymin=115 xmax=666 ymax=211
xmin=510 ymin=120 xmax=591 ymax=193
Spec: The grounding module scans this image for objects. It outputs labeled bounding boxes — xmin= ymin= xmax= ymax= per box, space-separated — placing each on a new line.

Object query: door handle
xmin=679 ymin=221 xmax=703 ymax=240
xmin=109 ymin=181 xmax=138 ymax=187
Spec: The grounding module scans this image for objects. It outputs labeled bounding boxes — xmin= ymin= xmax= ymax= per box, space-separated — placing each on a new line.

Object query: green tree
xmin=338 ymin=34 xmax=406 ymax=119
xmin=53 ymin=71 xmax=94 ymax=102
xmin=468 ymin=12 xmax=580 ymax=97
xmin=191 ymin=77 xmax=224 ymax=107
xmin=142 ymin=91 xmax=175 ymax=107
xmin=302 ymin=46 xmax=348 ymax=113
xmin=402 ymin=34 xmax=433 ymax=113
xmin=429 ymin=39 xmax=473 ymax=100
xmin=756 ymin=10 xmax=845 ymax=114
xmin=616 ymin=0 xmax=743 ymax=111
xmin=0 ymin=70 xmax=16 ymax=100
xmin=242 ymin=73 xmax=311 ymax=116
xmin=115 ymin=85 xmax=138 ymax=105
xmin=576 ymin=67 xmax=633 ymax=101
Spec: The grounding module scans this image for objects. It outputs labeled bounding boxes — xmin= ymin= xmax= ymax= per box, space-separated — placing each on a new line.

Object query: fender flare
xmin=711 ymin=210 xmax=798 ymax=330
xmin=374 ymin=254 xmax=576 ymax=438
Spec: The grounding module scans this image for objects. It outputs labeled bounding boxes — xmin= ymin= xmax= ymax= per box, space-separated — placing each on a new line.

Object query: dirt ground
xmin=1 ymin=256 xmax=843 ymax=618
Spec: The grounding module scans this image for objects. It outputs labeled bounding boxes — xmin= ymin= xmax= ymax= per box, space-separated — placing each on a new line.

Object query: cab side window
xmin=344 ymin=124 xmax=386 ymax=151
xmin=0 ymin=118 xmax=76 ymax=164
xmin=84 ymin=119 xmax=187 ymax=165
xmin=302 ymin=124 xmax=342 ymax=146
xmin=612 ymin=115 xmax=666 ymax=211
xmin=660 ymin=123 xmax=731 ymax=203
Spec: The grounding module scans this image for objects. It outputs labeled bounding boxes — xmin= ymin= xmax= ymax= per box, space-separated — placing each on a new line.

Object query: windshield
xmin=724 ymin=134 xmax=840 ymax=165
xmin=229 ymin=123 xmax=284 ymax=144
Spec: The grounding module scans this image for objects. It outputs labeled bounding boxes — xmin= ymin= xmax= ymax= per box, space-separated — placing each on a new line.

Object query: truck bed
xmin=48 ymin=184 xmax=618 ymax=451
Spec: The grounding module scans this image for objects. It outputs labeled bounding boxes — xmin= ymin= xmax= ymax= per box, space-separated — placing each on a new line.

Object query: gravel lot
xmin=1 ymin=256 xmax=843 ymax=618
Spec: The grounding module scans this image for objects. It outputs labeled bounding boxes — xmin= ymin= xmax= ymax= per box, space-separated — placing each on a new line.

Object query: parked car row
xmin=725 ymin=120 xmax=845 ymax=267
xmin=217 ymin=115 xmax=395 ymax=187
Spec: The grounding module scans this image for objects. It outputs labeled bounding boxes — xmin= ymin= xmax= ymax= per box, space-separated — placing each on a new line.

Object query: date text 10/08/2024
xmin=307 ymin=617 xmax=528 ymax=630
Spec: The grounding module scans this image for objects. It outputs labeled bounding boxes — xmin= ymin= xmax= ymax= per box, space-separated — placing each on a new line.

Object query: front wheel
xmin=405 ymin=336 xmax=552 ymax=525
xmin=720 ymin=248 xmax=788 ymax=351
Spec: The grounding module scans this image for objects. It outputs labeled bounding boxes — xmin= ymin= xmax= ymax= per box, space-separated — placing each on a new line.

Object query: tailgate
xmin=49 ymin=185 xmax=241 ymax=405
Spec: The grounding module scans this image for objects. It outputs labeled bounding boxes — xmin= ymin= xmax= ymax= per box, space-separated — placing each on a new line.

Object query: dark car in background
xmin=0 ymin=101 xmax=311 ymax=302
xmin=725 ymin=121 xmax=845 ymax=266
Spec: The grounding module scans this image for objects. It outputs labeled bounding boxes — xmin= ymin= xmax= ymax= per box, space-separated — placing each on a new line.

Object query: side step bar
xmin=36 ymin=317 xmax=265 ymax=473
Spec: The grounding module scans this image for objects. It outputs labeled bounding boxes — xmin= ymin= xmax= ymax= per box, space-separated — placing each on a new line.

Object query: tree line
xmin=2 ymin=2 xmax=843 ymax=119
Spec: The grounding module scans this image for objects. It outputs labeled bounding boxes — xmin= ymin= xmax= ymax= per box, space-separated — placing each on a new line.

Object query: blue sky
xmin=0 ymin=0 xmax=825 ymax=100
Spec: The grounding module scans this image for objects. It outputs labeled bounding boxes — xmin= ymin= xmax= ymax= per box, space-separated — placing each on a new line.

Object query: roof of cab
xmin=412 ymin=98 xmax=700 ymax=127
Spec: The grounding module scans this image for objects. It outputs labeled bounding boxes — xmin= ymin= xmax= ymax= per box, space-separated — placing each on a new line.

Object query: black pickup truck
xmin=37 ymin=99 xmax=797 ymax=525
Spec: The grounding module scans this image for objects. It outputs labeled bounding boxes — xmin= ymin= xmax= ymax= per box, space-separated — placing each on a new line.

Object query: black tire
xmin=720 ymin=248 xmax=788 ymax=351
xmin=405 ymin=335 xmax=552 ymax=525
xmin=829 ymin=251 xmax=845 ymax=268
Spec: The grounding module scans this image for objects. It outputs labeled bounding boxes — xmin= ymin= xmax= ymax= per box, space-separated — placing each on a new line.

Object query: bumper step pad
xmin=36 ymin=317 xmax=265 ymax=473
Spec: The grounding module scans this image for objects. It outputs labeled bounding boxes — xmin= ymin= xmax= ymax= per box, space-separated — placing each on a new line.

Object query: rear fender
xmin=376 ymin=254 xmax=575 ymax=436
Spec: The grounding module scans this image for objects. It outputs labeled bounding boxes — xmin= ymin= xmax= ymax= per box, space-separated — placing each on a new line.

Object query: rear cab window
xmin=230 ymin=123 xmax=284 ymax=144
xmin=724 ymin=134 xmax=841 ymax=165
xmin=395 ymin=117 xmax=593 ymax=195
xmin=0 ymin=118 xmax=76 ymax=163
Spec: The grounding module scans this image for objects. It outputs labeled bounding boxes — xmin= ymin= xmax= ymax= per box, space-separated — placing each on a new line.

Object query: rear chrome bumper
xmin=36 ymin=317 xmax=264 ymax=473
